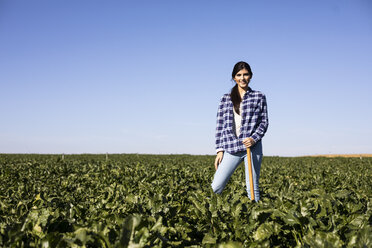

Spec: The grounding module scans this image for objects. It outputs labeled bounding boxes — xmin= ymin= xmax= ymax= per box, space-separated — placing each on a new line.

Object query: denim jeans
xmin=211 ymin=141 xmax=263 ymax=201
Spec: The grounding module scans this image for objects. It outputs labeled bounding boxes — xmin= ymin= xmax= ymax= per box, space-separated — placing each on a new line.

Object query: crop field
xmin=0 ymin=154 xmax=371 ymax=247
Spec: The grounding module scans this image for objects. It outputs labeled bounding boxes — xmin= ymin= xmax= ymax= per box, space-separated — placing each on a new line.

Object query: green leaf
xmin=347 ymin=226 xmax=372 ymax=247
xmin=74 ymin=228 xmax=88 ymax=243
xmin=348 ymin=215 xmax=365 ymax=227
xmin=283 ymin=211 xmax=300 ymax=226
xmin=253 ymin=222 xmax=274 ymax=241
xmin=202 ymin=233 xmax=216 ymax=244
xmin=303 ymin=231 xmax=343 ymax=248
xmin=120 ymin=214 xmax=142 ymax=247
xmin=218 ymin=241 xmax=243 ymax=248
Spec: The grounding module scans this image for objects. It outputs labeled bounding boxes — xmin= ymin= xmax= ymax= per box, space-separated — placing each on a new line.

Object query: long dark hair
xmin=230 ymin=61 xmax=253 ymax=114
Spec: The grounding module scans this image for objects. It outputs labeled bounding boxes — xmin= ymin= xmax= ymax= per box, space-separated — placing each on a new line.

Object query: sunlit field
xmin=1 ymin=154 xmax=371 ymax=247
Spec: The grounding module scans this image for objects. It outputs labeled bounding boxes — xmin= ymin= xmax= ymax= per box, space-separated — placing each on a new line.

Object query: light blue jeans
xmin=211 ymin=141 xmax=263 ymax=201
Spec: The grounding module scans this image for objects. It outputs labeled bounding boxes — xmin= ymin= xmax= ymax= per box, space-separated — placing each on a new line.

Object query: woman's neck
xmin=238 ymin=86 xmax=247 ymax=98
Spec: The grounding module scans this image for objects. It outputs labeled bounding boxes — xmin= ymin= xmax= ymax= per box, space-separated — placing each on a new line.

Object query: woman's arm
xmin=215 ymin=96 xmax=225 ymax=153
xmin=250 ymin=94 xmax=269 ymax=143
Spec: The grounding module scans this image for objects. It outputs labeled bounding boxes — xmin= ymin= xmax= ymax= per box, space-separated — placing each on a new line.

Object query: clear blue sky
xmin=1 ymin=0 xmax=371 ymax=156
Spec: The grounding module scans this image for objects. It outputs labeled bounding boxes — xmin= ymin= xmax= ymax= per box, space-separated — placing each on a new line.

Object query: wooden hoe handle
xmin=247 ymin=147 xmax=255 ymax=201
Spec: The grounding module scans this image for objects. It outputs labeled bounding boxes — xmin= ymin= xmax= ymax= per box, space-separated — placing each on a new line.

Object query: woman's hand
xmin=243 ymin=137 xmax=256 ymax=149
xmin=214 ymin=151 xmax=224 ymax=170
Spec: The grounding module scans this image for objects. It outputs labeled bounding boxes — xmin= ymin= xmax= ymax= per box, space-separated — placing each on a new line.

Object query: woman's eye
xmin=236 ymin=74 xmax=241 ymax=76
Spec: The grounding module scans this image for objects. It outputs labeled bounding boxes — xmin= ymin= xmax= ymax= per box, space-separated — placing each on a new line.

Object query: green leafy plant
xmin=0 ymin=154 xmax=371 ymax=247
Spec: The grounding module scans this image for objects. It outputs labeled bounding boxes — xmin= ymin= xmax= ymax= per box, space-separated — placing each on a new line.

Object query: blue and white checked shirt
xmin=215 ymin=87 xmax=269 ymax=154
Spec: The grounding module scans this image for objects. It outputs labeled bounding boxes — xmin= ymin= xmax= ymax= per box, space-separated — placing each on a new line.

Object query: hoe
xmin=247 ymin=147 xmax=255 ymax=201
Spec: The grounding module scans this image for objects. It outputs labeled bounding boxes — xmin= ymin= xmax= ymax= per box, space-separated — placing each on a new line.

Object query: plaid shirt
xmin=215 ymin=87 xmax=269 ymax=154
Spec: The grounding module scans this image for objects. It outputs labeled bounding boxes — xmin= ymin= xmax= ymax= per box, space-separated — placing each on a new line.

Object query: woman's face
xmin=233 ymin=68 xmax=251 ymax=90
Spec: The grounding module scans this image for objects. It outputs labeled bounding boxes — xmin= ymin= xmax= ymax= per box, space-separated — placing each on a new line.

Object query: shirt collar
xmin=242 ymin=87 xmax=252 ymax=99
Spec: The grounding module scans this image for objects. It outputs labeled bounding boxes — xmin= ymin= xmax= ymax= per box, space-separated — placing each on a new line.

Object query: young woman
xmin=211 ymin=61 xmax=269 ymax=201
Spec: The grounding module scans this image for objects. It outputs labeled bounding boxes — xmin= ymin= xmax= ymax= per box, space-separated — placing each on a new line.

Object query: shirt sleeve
xmin=251 ymin=94 xmax=269 ymax=143
xmin=215 ymin=96 xmax=225 ymax=153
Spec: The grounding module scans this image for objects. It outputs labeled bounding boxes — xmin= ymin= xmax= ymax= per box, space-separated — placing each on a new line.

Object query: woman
xmin=211 ymin=61 xmax=269 ymax=202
